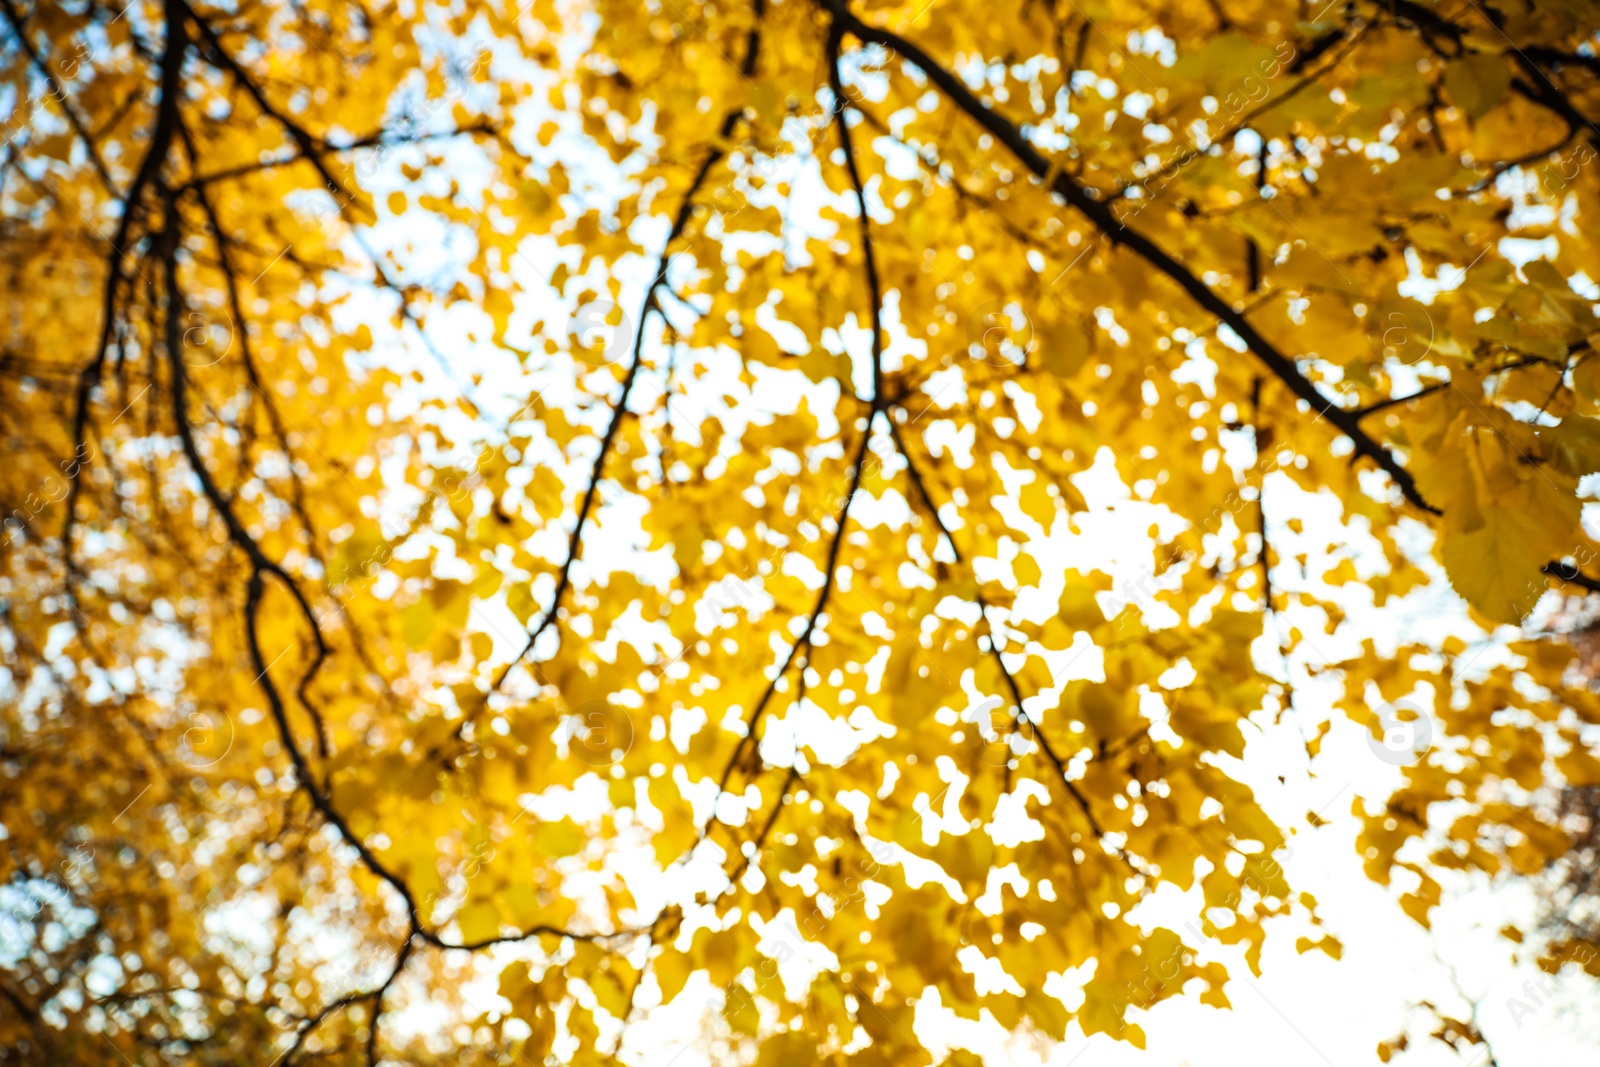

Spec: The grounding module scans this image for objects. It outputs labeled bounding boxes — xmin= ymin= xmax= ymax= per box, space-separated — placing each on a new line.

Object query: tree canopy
xmin=4 ymin=0 xmax=1600 ymax=1062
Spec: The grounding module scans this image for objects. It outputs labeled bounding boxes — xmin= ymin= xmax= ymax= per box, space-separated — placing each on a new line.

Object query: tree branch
xmin=62 ymin=0 xmax=188 ymax=605
xmin=183 ymin=0 xmax=356 ymax=205
xmin=490 ymin=0 xmax=768 ymax=699
xmin=816 ymin=0 xmax=1437 ymax=514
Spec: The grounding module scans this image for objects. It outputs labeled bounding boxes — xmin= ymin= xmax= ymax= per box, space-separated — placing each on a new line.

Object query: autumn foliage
xmin=4 ymin=0 xmax=1600 ymax=1063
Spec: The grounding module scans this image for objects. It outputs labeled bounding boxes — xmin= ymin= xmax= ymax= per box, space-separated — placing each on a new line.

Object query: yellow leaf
xmin=1445 ymin=55 xmax=1510 ymax=121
